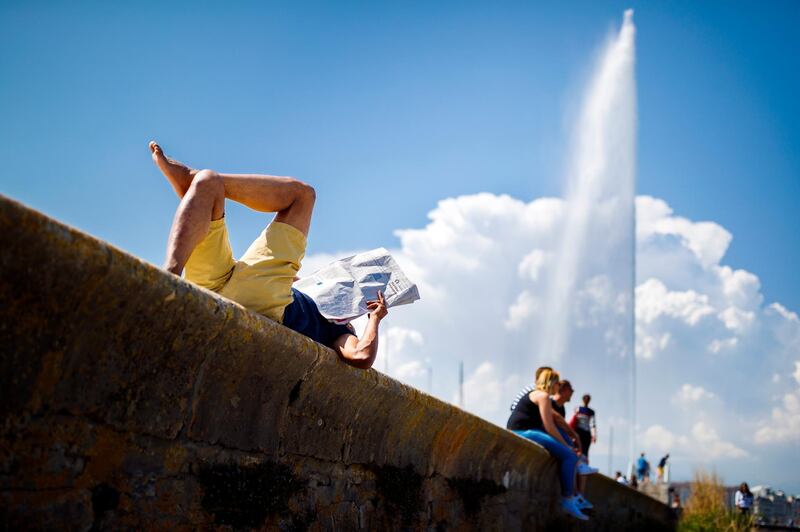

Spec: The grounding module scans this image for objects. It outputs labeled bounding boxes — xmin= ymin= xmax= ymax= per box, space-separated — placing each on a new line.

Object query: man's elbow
xmin=341 ymin=350 xmax=375 ymax=370
xmin=349 ymin=358 xmax=375 ymax=370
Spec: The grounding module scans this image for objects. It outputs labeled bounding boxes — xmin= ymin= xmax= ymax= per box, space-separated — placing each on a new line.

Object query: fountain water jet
xmin=537 ymin=9 xmax=637 ymax=470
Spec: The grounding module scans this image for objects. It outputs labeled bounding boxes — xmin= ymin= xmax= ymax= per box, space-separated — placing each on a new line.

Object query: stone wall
xmin=0 ymin=194 xmax=673 ymax=531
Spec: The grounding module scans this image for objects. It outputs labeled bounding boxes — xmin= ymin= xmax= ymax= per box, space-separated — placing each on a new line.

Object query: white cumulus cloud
xmin=691 ymin=422 xmax=748 ymax=459
xmin=673 ymin=384 xmax=715 ymax=404
xmin=754 ymin=360 xmax=800 ymax=445
xmin=640 ymin=424 xmax=683 ymax=453
xmin=636 ymin=278 xmax=715 ymax=327
xmin=301 ymin=192 xmax=799 ymax=487
xmin=505 ymin=291 xmax=540 ymax=330
xmin=455 ymin=362 xmax=522 ymax=422
xmin=640 ymin=422 xmax=746 ymax=460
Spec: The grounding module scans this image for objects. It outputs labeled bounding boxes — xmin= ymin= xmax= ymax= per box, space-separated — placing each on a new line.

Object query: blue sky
xmin=1 ymin=1 xmax=798 ymax=311
xmin=2 ymin=1 xmax=799 ymax=491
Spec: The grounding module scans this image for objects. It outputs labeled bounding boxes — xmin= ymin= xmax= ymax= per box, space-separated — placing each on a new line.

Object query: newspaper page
xmin=294 ymin=248 xmax=420 ymax=323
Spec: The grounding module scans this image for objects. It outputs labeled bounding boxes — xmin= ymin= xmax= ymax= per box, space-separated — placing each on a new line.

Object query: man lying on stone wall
xmin=149 ymin=141 xmax=388 ymax=369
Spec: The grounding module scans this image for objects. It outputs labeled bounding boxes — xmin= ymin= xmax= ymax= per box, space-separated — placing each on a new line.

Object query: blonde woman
xmin=507 ymin=367 xmax=588 ymax=520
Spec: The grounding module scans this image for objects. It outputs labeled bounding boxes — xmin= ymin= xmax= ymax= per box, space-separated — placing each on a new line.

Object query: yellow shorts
xmin=184 ymin=218 xmax=306 ymax=323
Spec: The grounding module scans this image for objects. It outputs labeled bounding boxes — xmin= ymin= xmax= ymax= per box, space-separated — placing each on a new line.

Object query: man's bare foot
xmin=149 ymin=141 xmax=197 ymax=196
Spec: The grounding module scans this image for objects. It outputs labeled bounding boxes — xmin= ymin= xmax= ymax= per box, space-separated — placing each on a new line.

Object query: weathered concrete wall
xmin=0 ymin=194 xmax=673 ymax=531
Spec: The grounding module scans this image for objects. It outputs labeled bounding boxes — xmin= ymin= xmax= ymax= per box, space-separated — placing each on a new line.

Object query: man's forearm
xmin=350 ymin=315 xmax=381 ymax=367
xmin=336 ymin=290 xmax=389 ymax=370
xmin=556 ymin=416 xmax=580 ymax=442
xmin=555 ymin=416 xmax=580 ymax=445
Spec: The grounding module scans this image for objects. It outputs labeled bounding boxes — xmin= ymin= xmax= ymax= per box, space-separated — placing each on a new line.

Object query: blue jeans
xmin=557 ymin=427 xmax=572 ymax=445
xmin=514 ymin=429 xmax=578 ymax=496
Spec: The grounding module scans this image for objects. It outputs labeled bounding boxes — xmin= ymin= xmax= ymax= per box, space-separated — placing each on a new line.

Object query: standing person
xmin=148 ymin=142 xmax=389 ymax=369
xmin=507 ymin=368 xmax=591 ymax=521
xmin=572 ymin=394 xmax=597 ymax=461
xmin=614 ymin=471 xmax=628 ymax=485
xmin=735 ymin=483 xmax=753 ymax=516
xmin=636 ymin=452 xmax=650 ymax=484
xmin=657 ymin=453 xmax=670 ymax=483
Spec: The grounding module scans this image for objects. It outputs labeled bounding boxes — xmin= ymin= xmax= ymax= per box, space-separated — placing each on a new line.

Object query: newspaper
xmin=294 ymin=248 xmax=420 ymax=323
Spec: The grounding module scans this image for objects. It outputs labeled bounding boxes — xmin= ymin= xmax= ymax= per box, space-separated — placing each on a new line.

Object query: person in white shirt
xmin=734 ymin=482 xmax=753 ymax=516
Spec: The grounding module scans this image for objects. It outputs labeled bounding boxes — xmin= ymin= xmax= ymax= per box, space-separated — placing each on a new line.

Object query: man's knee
xmin=292 ymin=179 xmax=316 ymax=207
xmin=274 ymin=179 xmax=315 ymax=234
xmin=190 ymin=169 xmax=224 ymax=198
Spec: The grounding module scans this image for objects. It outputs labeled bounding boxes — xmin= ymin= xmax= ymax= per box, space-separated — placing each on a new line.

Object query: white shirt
xmin=735 ymin=490 xmax=753 ymax=509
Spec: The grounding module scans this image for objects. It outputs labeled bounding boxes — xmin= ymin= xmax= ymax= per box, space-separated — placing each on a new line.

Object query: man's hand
xmin=367 ymin=290 xmax=388 ymax=321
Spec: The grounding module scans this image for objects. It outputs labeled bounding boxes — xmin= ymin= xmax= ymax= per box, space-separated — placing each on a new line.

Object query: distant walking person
xmin=571 ymin=394 xmax=597 ymax=460
xmin=657 ymin=453 xmax=670 ymax=483
xmin=507 ymin=368 xmax=591 ymax=521
xmin=636 ymin=453 xmax=650 ymax=484
xmin=735 ymin=483 xmax=753 ymax=516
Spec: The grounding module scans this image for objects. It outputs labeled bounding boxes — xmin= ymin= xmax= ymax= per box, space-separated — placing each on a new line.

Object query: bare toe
xmin=149 ymin=141 xmax=163 ymax=156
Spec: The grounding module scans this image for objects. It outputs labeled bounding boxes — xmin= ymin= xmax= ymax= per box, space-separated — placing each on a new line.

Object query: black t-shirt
xmin=575 ymin=406 xmax=596 ymax=433
xmin=551 ymin=398 xmax=566 ymax=418
xmin=507 ymin=391 xmax=545 ymax=431
xmin=282 ymin=288 xmax=354 ymax=348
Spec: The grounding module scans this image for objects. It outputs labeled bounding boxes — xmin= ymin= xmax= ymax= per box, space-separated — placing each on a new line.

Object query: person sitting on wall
xmin=149 ymin=142 xmax=388 ymax=369
xmin=551 ymin=379 xmax=597 ymax=508
xmin=670 ymin=490 xmax=682 ymax=519
xmin=507 ymin=367 xmax=593 ymax=521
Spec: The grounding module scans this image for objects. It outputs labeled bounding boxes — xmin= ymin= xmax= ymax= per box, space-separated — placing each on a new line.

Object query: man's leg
xmin=164 ymin=170 xmax=225 ymax=275
xmin=150 ymin=141 xmax=316 ymax=236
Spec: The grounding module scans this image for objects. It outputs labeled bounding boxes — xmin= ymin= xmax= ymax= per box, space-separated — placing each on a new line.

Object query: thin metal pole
xmin=426 ymin=358 xmax=433 ymax=394
xmin=608 ymin=426 xmax=614 ymax=477
xmin=630 ymin=180 xmax=637 ymax=475
xmin=459 ymin=361 xmax=464 ymax=407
